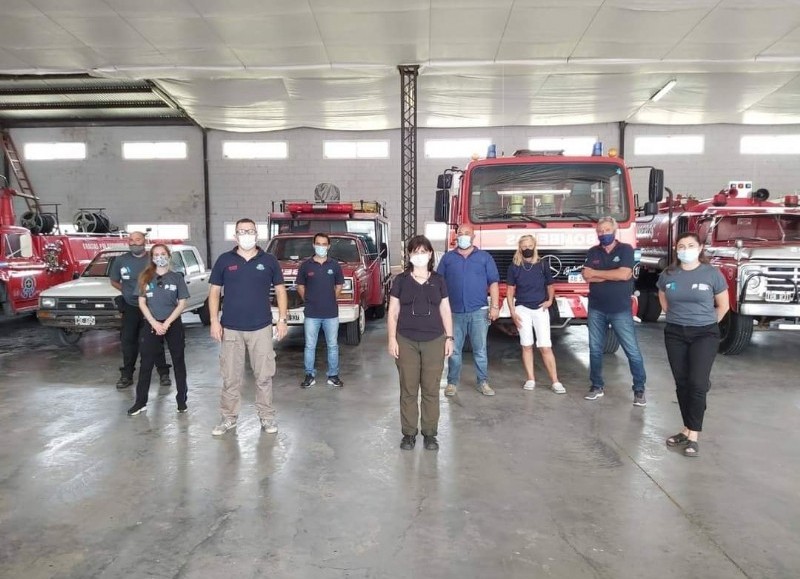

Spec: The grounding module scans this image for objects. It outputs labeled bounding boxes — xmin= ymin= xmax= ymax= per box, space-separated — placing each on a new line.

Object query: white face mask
xmin=410 ymin=253 xmax=430 ymax=268
xmin=677 ymin=248 xmax=701 ymax=264
xmin=457 ymin=235 xmax=472 ymax=250
xmin=237 ymin=234 xmax=257 ymax=251
xmin=153 ymin=255 xmax=170 ymax=268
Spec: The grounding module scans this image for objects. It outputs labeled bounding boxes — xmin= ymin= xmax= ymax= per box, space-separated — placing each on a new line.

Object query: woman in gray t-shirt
xmin=657 ymin=232 xmax=729 ymax=457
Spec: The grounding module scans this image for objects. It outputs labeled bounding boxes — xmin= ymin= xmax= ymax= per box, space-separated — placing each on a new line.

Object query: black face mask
xmin=521 ymin=248 xmax=535 ymax=258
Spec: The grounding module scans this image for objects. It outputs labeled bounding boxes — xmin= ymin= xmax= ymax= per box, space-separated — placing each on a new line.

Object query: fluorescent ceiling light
xmin=650 ymin=79 xmax=677 ymax=102
xmin=497 ymin=189 xmax=571 ymax=196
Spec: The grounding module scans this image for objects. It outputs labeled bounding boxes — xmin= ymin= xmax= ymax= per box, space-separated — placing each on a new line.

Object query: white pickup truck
xmin=37 ymin=244 xmax=212 ymax=345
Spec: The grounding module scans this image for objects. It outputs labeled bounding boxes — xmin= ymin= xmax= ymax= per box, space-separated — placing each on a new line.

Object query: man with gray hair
xmin=581 ymin=217 xmax=647 ymax=406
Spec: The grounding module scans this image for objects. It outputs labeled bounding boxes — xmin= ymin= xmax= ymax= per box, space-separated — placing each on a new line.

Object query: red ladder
xmin=1 ymin=130 xmax=41 ymax=213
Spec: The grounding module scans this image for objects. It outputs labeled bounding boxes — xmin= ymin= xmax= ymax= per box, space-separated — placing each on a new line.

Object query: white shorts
xmin=516 ymin=304 xmax=552 ymax=348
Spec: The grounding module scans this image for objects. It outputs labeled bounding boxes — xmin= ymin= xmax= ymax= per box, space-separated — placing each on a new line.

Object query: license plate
xmin=74 ymin=315 xmax=95 ymax=326
xmin=765 ymin=290 xmax=793 ymax=303
xmin=568 ymin=272 xmax=585 ymax=284
xmin=287 ymin=312 xmax=302 ymax=322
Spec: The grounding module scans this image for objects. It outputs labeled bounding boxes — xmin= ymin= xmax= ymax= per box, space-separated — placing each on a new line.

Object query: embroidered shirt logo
xmin=692 ymin=283 xmax=711 ymax=291
xmin=612 ymin=256 xmax=620 ymax=263
xmin=256 ymin=263 xmax=265 ymax=271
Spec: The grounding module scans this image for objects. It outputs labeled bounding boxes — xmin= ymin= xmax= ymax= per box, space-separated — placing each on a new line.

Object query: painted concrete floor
xmin=0 ymin=315 xmax=798 ymax=579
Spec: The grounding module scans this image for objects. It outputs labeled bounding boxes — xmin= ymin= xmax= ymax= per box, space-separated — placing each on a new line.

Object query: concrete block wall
xmin=7 ymin=122 xmax=800 ymax=266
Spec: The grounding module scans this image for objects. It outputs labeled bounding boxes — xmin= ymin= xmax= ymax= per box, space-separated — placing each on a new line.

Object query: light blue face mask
xmin=457 ymin=235 xmax=472 ymax=250
xmin=153 ymin=255 xmax=170 ymax=268
xmin=314 ymin=245 xmax=329 ymax=257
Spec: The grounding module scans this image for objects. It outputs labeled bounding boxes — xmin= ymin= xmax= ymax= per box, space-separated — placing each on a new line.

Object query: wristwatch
xmin=446 ymin=336 xmax=454 ymax=341
xmin=490 ymin=304 xmax=500 ymax=310
xmin=278 ymin=318 xmax=287 ymax=324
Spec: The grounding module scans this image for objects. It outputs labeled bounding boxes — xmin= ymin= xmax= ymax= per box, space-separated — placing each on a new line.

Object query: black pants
xmin=120 ymin=302 xmax=168 ymax=379
xmin=664 ymin=322 xmax=720 ymax=432
xmin=135 ymin=319 xmax=187 ymax=407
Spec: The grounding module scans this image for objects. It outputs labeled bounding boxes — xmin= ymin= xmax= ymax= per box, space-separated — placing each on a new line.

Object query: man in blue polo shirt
xmin=437 ymin=224 xmax=500 ymax=397
xmin=297 ymin=233 xmax=344 ymax=388
xmin=208 ymin=218 xmax=289 ymax=436
xmin=582 ymin=216 xmax=647 ymax=406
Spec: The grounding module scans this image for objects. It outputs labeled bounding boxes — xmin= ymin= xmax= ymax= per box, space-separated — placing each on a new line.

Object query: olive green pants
xmin=395 ymin=334 xmax=446 ymax=436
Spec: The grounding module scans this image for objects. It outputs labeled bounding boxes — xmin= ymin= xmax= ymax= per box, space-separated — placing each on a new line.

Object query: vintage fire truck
xmin=433 ymin=148 xmax=663 ymax=352
xmin=636 ymin=181 xmax=800 ymax=354
xmin=267 ymin=197 xmax=392 ymax=322
xmin=0 ymin=185 xmax=132 ymax=319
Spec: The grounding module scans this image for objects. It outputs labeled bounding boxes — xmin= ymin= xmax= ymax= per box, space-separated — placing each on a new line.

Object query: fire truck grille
xmin=56 ymin=298 xmax=116 ymax=311
xmin=762 ymin=264 xmax=800 ymax=298
xmin=485 ymin=250 xmax=588 ymax=282
xmin=268 ymin=278 xmax=302 ymax=308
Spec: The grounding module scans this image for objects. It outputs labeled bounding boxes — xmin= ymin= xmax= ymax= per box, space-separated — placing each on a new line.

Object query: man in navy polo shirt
xmin=437 ymin=224 xmax=500 ymax=397
xmin=582 ymin=216 xmax=647 ymax=406
xmin=208 ymin=218 xmax=289 ymax=436
xmin=297 ymin=233 xmax=344 ymax=388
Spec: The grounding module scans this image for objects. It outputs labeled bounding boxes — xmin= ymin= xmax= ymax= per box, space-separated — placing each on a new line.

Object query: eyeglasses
xmin=236 ymin=229 xmax=257 ymax=236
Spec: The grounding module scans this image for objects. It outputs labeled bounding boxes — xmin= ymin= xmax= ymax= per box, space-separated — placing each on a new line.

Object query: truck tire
xmin=343 ymin=306 xmax=365 ymax=346
xmin=638 ymin=290 xmax=662 ymax=323
xmin=197 ymin=298 xmax=211 ymax=326
xmin=369 ymin=303 xmax=386 ymax=320
xmin=57 ymin=329 xmax=83 ymax=346
xmin=718 ymin=311 xmax=753 ymax=355
xmin=603 ymin=326 xmax=620 ymax=354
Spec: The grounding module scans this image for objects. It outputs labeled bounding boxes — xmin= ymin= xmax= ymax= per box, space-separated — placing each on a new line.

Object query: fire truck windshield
xmin=271 ymin=219 xmax=378 ymax=254
xmin=712 ymin=213 xmax=800 ymax=243
xmin=82 ymin=250 xmax=128 ymax=277
xmin=268 ymin=237 xmax=361 ymax=263
xmin=468 ymin=163 xmax=628 ymax=224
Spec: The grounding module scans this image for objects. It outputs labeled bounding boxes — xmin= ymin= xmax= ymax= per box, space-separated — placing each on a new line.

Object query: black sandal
xmin=666 ymin=433 xmax=689 ymax=447
xmin=683 ymin=441 xmax=699 ymax=457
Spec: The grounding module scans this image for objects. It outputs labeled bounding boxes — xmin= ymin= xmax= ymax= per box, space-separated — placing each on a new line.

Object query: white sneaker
xmin=260 ymin=418 xmax=278 ymax=434
xmin=551 ymin=382 xmax=566 ymax=394
xmin=523 ymin=380 xmax=536 ymax=391
xmin=211 ymin=418 xmax=237 ymax=436
xmin=477 ymin=382 xmax=495 ymax=396
xmin=444 ymin=384 xmax=457 ymax=397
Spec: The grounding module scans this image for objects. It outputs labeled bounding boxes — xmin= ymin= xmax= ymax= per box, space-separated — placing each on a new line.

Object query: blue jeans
xmin=304 ymin=317 xmax=340 ymax=377
xmin=447 ymin=308 xmax=490 ymax=386
xmin=588 ymin=309 xmax=646 ymax=392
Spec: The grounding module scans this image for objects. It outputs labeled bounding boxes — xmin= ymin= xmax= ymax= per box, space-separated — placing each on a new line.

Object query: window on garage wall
xmin=127 ymin=223 xmax=190 ymax=240
xmin=224 ymin=222 xmax=270 ymax=241
xmin=528 ymin=137 xmax=598 ymax=156
xmin=424 ymin=138 xmax=491 ymax=159
xmin=633 ymin=135 xmax=704 ymax=155
xmin=122 ymin=141 xmax=187 ymax=160
xmin=740 ymin=135 xmax=800 ymax=155
xmin=223 ymin=141 xmax=288 ymax=159
xmin=23 ymin=142 xmax=86 ymax=160
xmin=323 ymin=140 xmax=389 ymax=159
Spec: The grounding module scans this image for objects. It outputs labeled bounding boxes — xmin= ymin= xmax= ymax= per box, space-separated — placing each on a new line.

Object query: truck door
xmin=180 ymin=248 xmax=208 ymax=309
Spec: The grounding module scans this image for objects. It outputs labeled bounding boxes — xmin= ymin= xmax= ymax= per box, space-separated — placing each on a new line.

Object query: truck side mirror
xmin=648 ymin=169 xmax=664 ymax=203
xmin=434 ymin=190 xmax=450 ymax=223
xmin=643 ymin=201 xmax=659 ymax=215
xmin=437 ymin=174 xmax=452 ymax=189
xmin=379 ymin=242 xmax=388 ymax=260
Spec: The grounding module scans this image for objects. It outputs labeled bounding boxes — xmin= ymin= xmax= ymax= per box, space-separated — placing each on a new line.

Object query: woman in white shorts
xmin=505 ymin=235 xmax=565 ymax=393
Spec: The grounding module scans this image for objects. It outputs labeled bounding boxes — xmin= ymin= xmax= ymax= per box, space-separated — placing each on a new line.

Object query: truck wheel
xmin=57 ymin=329 xmax=82 ymax=346
xmin=369 ymin=303 xmax=386 ymax=319
xmin=718 ymin=311 xmax=753 ymax=355
xmin=638 ymin=290 xmax=662 ymax=323
xmin=603 ymin=326 xmax=620 ymax=354
xmin=197 ymin=298 xmax=211 ymax=326
xmin=344 ymin=306 xmax=365 ymax=346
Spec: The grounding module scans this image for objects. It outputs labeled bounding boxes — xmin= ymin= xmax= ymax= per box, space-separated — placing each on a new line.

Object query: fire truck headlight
xmin=341 ymin=278 xmax=354 ymax=293
xmin=741 ymin=267 xmax=766 ymax=296
xmin=40 ymin=297 xmax=56 ymax=308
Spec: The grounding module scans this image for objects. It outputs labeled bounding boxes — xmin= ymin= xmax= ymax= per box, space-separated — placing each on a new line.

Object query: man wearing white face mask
xmin=208 ymin=218 xmax=288 ymax=436
xmin=296 ymin=233 xmax=344 ymax=388
xmin=436 ymin=225 xmax=500 ymax=397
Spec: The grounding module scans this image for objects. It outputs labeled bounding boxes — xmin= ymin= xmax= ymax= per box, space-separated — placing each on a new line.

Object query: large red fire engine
xmin=0 ymin=185 xmax=131 ymax=319
xmin=433 ymin=148 xmax=664 ymax=352
xmin=636 ymin=181 xmax=800 ymax=354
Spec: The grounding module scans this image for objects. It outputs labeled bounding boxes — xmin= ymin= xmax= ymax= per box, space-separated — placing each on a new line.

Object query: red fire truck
xmin=636 ymin=181 xmax=800 ymax=354
xmin=267 ymin=199 xmax=392 ymax=320
xmin=0 ymin=185 xmax=131 ymax=319
xmin=433 ymin=148 xmax=663 ymax=352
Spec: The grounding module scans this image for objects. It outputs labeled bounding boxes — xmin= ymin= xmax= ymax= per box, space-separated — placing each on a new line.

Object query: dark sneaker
xmin=633 ymin=392 xmax=647 ymax=407
xmin=326 ymin=375 xmax=344 ymax=388
xmin=159 ymin=373 xmax=171 ymax=387
xmin=116 ymin=375 xmax=133 ymax=390
xmin=400 ymin=435 xmax=416 ymax=450
xmin=177 ymin=404 xmax=188 ymax=414
xmin=584 ymin=387 xmax=604 ymax=400
xmin=423 ymin=435 xmax=439 ymax=451
xmin=301 ymin=374 xmax=316 ymax=389
xmin=127 ymin=403 xmax=146 ymax=416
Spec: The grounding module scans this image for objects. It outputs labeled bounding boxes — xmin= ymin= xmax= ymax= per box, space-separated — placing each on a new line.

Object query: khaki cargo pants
xmin=219 ymin=325 xmax=277 ymax=421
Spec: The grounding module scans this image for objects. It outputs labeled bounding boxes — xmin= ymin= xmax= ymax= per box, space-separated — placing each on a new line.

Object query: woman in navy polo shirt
xmin=505 ymin=235 xmax=565 ymax=394
xmin=127 ymin=244 xmax=190 ymax=416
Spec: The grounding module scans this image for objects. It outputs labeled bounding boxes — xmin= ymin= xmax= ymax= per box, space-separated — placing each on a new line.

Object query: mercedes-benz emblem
xmin=540 ymin=255 xmax=562 ymax=277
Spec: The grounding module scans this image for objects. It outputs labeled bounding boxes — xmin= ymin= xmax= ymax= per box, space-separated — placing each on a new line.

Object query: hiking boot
xmin=400 ymin=435 xmax=416 ymax=450
xmin=212 ymin=418 xmax=237 ymax=436
xmin=423 ymin=435 xmax=439 ymax=451
xmin=477 ymin=381 xmax=495 ymax=396
xmin=584 ymin=387 xmax=604 ymax=400
xmin=444 ymin=384 xmax=457 ymax=397
xmin=127 ymin=403 xmax=146 ymax=416
xmin=633 ymin=392 xmax=647 ymax=407
xmin=301 ymin=374 xmax=316 ymax=389
xmin=326 ymin=375 xmax=344 ymax=388
xmin=260 ymin=418 xmax=278 ymax=434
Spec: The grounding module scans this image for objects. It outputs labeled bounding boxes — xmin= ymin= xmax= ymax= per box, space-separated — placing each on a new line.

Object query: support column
xmin=399 ymin=65 xmax=419 ymax=257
